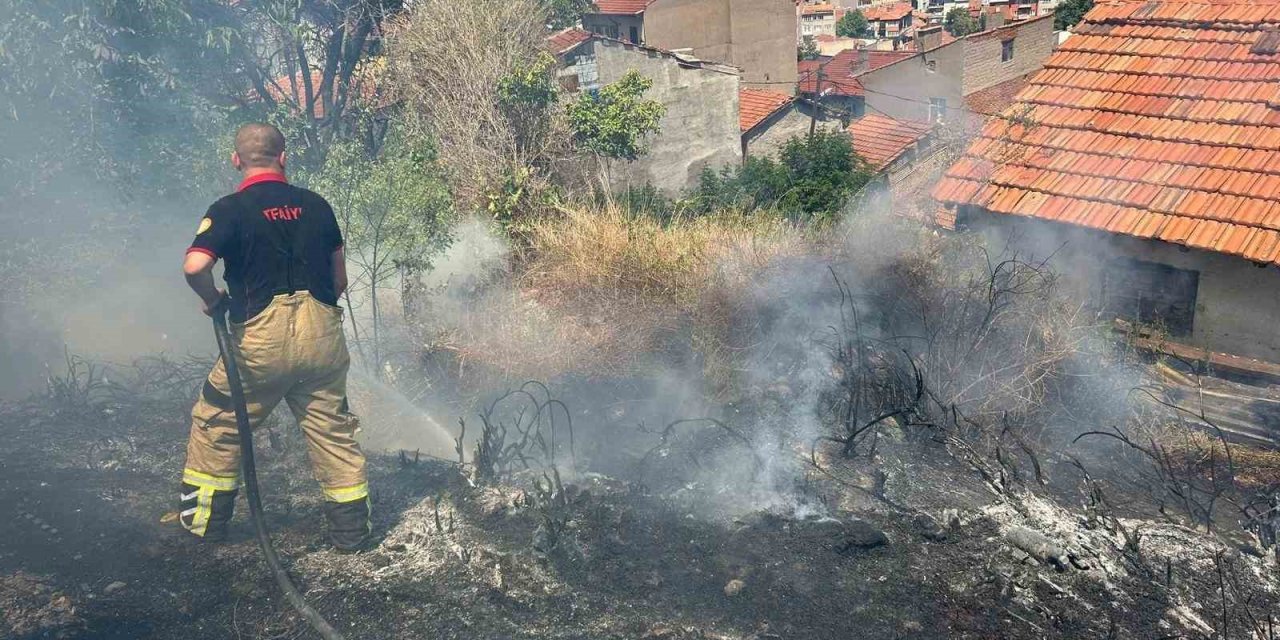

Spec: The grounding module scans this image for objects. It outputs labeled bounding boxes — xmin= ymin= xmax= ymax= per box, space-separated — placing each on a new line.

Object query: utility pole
xmin=809 ymin=66 xmax=825 ymax=137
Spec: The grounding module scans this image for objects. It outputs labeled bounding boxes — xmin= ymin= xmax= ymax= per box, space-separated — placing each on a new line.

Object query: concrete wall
xmin=645 ymin=0 xmax=798 ymax=87
xmin=961 ymin=13 xmax=1055 ymax=94
xmin=969 ymin=214 xmax=1280 ymax=363
xmin=562 ymin=39 xmax=742 ymax=194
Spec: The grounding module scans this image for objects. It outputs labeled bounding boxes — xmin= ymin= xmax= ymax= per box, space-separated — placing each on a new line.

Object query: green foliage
xmin=1054 ymin=0 xmax=1093 ymax=30
xmin=498 ymin=53 xmax=560 ymax=111
xmin=542 ymin=0 xmax=594 ymax=29
xmin=944 ymin=7 xmax=980 ymax=37
xmin=0 ymin=0 xmax=240 ymax=204
xmin=301 ymin=126 xmax=455 ymax=368
xmin=614 ymin=184 xmax=677 ymax=220
xmin=303 ymin=130 xmax=454 ymax=276
xmin=835 ymin=10 xmax=870 ymax=38
xmin=487 ymin=166 xmax=538 ymax=221
xmin=567 ymin=70 xmax=665 ymax=160
xmin=690 ymin=130 xmax=872 ymax=220
xmin=798 ymin=35 xmax=821 ymax=61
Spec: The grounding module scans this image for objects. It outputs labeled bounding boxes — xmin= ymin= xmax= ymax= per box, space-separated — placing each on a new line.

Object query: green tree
xmin=835 ymin=10 xmax=870 ymax=38
xmin=1054 ymin=0 xmax=1093 ymax=30
xmin=798 ymin=35 xmax=821 ymax=61
xmin=944 ymin=7 xmax=980 ymax=37
xmin=690 ymin=130 xmax=871 ymax=219
xmin=777 ymin=130 xmax=872 ymax=217
xmin=542 ymin=0 xmax=594 ymax=29
xmin=567 ymin=71 xmax=666 ymax=161
xmin=303 ymin=128 xmax=454 ymax=372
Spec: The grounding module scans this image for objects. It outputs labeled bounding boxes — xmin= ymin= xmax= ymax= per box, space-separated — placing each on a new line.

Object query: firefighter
xmin=178 ymin=123 xmax=370 ymax=551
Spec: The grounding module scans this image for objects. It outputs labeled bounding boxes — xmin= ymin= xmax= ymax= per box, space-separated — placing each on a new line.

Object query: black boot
xmin=323 ymin=497 xmax=371 ymax=552
xmin=179 ymin=482 xmax=237 ymax=543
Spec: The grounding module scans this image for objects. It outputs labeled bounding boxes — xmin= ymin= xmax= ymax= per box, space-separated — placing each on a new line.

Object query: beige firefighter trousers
xmin=181 ymin=291 xmax=368 ymax=511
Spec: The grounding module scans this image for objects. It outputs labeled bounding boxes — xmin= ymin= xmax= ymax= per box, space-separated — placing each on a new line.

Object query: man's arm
xmin=183 ymin=251 xmax=227 ymax=316
xmin=332 ymin=246 xmax=348 ymax=298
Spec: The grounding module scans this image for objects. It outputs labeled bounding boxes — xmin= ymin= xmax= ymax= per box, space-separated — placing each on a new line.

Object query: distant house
xmin=932 ymin=0 xmax=1280 ymax=363
xmin=986 ymin=0 xmax=1039 ymax=22
xmin=801 ymin=3 xmax=840 ymax=38
xmin=855 ymin=14 xmax=1056 ymax=123
xmin=549 ymin=29 xmax=742 ymax=193
xmin=814 ymin=34 xmax=867 ymax=56
xmin=738 ymin=88 xmax=844 ymax=158
xmin=796 ymin=13 xmax=1050 ymax=124
xmin=863 ymin=2 xmax=914 ymax=40
xmin=581 ymin=0 xmax=798 ymax=88
xmin=797 ymin=47 xmax=917 ymax=117
xmin=846 ymin=114 xmax=934 ymax=183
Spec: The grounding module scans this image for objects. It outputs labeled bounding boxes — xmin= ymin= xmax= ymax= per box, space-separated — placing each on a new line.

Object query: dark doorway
xmin=1101 ymin=258 xmax=1200 ymax=336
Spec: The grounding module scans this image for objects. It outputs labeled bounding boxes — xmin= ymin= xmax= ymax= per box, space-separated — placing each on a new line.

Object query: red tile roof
xmin=847 ymin=114 xmax=933 ymax=169
xmin=740 ymin=89 xmax=795 ymax=132
xmin=802 ymin=3 xmax=835 ymax=15
xmin=590 ymin=0 xmax=654 ymax=15
xmin=798 ymin=48 xmax=916 ymax=96
xmin=864 ymin=2 xmax=913 ymax=21
xmin=547 ymin=27 xmax=593 ymax=56
xmin=933 ymin=0 xmax=1280 ymax=265
xmin=962 ymin=71 xmax=1035 ymax=118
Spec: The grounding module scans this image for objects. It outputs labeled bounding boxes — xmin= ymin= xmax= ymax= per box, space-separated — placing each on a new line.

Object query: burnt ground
xmin=3 ymin=379 xmax=1280 ymax=640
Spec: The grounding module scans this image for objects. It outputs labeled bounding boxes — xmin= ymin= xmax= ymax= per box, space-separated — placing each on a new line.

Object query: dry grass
xmin=514 ymin=203 xmax=813 ymax=308
xmin=1162 ymin=429 xmax=1280 ymax=490
xmin=423 ymin=204 xmax=816 ymax=395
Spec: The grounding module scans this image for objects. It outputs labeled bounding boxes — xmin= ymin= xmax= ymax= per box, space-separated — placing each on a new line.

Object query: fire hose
xmin=211 ymin=310 xmax=347 ymax=640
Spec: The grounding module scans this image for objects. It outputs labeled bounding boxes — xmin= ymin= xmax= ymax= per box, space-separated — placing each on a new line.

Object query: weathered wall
xmin=860 ymin=40 xmax=965 ymax=122
xmin=972 ymin=214 xmax=1280 ymax=363
xmin=961 ymin=13 xmax=1054 ymax=94
xmin=570 ymin=39 xmax=742 ymax=193
xmin=743 ymin=102 xmax=843 ymax=158
xmin=645 ymin=0 xmax=798 ymax=87
xmin=728 ymin=0 xmax=800 ymax=86
xmin=643 ymin=0 xmax=733 ymax=64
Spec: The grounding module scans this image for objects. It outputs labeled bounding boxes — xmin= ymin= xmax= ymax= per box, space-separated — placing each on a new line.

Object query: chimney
xmin=855 ymin=46 xmax=870 ymax=73
xmin=916 ymin=24 xmax=942 ymax=51
xmin=986 ymin=9 xmax=1005 ymax=29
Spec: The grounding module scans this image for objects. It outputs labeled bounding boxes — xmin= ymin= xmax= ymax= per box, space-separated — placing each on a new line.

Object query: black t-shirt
xmin=187 ymin=173 xmax=343 ymax=322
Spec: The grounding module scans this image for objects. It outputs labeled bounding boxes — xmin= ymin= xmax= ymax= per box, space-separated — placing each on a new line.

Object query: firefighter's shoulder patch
xmin=197 ymin=217 xmax=212 ymax=235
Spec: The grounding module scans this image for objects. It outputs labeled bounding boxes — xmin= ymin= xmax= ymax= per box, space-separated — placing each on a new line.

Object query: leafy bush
xmin=567 ymin=71 xmax=666 ymax=161
xmin=1054 ymin=0 xmax=1093 ymax=30
xmin=690 ymin=130 xmax=873 ymax=220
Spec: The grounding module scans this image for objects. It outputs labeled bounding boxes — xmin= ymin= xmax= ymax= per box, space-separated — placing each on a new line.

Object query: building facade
xmin=583 ymin=0 xmax=798 ymax=88
xmin=554 ymin=33 xmax=743 ymax=193
xmin=933 ymin=0 xmax=1280 ymax=363
xmin=856 ymin=13 xmax=1055 ymax=123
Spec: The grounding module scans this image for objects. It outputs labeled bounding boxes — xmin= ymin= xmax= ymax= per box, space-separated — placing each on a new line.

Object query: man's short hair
xmin=234 ymin=123 xmax=286 ymax=168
